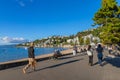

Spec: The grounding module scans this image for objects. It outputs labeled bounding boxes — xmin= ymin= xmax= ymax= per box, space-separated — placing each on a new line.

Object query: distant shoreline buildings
xmin=18 ymin=33 xmax=100 ymax=48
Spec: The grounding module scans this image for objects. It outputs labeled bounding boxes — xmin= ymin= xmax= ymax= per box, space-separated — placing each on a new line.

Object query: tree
xmin=79 ymin=37 xmax=84 ymax=45
xmin=33 ymin=39 xmax=40 ymax=45
xmin=93 ymin=39 xmax=98 ymax=44
xmin=93 ymin=0 xmax=120 ymax=44
xmin=85 ymin=37 xmax=90 ymax=45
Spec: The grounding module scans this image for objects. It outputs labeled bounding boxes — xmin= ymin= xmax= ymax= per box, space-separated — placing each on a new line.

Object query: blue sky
xmin=0 ymin=0 xmax=120 ymax=44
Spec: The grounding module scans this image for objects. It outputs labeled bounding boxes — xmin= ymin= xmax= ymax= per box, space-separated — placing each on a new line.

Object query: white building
xmin=67 ymin=37 xmax=79 ymax=45
xmin=82 ymin=34 xmax=100 ymax=45
xmin=67 ymin=39 xmax=73 ymax=43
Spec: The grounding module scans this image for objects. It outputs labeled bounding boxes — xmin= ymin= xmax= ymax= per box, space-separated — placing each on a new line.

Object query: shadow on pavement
xmin=93 ymin=58 xmax=108 ymax=66
xmin=35 ymin=58 xmax=83 ymax=72
xmin=58 ymin=54 xmax=83 ymax=60
xmin=58 ymin=56 xmax=76 ymax=60
xmin=92 ymin=62 xmax=99 ymax=66
xmin=102 ymin=56 xmax=120 ymax=68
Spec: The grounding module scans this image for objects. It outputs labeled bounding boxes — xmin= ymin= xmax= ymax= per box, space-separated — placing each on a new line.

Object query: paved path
xmin=0 ymin=51 xmax=120 ymax=80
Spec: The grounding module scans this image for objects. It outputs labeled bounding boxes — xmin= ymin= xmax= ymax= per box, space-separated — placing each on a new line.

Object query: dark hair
xmin=87 ymin=45 xmax=91 ymax=50
xmin=98 ymin=44 xmax=101 ymax=48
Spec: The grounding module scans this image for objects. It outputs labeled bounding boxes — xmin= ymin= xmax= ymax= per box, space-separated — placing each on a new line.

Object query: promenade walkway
xmin=0 ymin=50 xmax=120 ymax=80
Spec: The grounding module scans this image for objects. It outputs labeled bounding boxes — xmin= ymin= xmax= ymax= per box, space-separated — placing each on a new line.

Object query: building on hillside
xmin=82 ymin=34 xmax=100 ymax=45
xmin=67 ymin=39 xmax=73 ymax=43
xmin=67 ymin=37 xmax=79 ymax=45
xmin=92 ymin=37 xmax=100 ymax=43
xmin=73 ymin=37 xmax=79 ymax=45
xmin=83 ymin=34 xmax=93 ymax=44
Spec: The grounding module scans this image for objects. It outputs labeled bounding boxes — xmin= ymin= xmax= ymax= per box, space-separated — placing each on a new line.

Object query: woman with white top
xmin=87 ymin=45 xmax=93 ymax=66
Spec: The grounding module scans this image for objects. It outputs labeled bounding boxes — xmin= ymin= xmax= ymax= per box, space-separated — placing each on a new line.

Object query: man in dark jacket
xmin=23 ymin=42 xmax=36 ymax=74
xmin=96 ymin=44 xmax=103 ymax=66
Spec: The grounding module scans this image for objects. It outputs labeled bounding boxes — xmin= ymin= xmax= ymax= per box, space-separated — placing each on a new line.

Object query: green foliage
xmin=85 ymin=37 xmax=90 ymax=45
xmin=69 ymin=35 xmax=75 ymax=39
xmin=79 ymin=37 xmax=84 ymax=45
xmin=93 ymin=0 xmax=120 ymax=44
xmin=77 ymin=30 xmax=92 ymax=37
xmin=33 ymin=39 xmax=40 ymax=45
xmin=93 ymin=39 xmax=98 ymax=44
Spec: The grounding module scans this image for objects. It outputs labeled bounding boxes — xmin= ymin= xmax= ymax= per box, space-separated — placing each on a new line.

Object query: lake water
xmin=0 ymin=45 xmax=66 ymax=62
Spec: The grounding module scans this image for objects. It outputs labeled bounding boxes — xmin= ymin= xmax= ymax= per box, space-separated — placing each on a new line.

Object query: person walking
xmin=96 ymin=44 xmax=104 ymax=66
xmin=87 ymin=45 xmax=93 ymax=66
xmin=22 ymin=42 xmax=36 ymax=74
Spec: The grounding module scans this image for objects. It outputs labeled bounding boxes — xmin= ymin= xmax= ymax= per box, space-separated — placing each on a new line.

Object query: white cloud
xmin=1 ymin=36 xmax=12 ymax=43
xmin=0 ymin=36 xmax=28 ymax=44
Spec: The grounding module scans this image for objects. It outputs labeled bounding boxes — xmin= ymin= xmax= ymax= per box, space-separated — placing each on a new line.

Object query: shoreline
xmin=0 ymin=46 xmax=69 ymax=63
xmin=0 ymin=49 xmax=73 ymax=70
